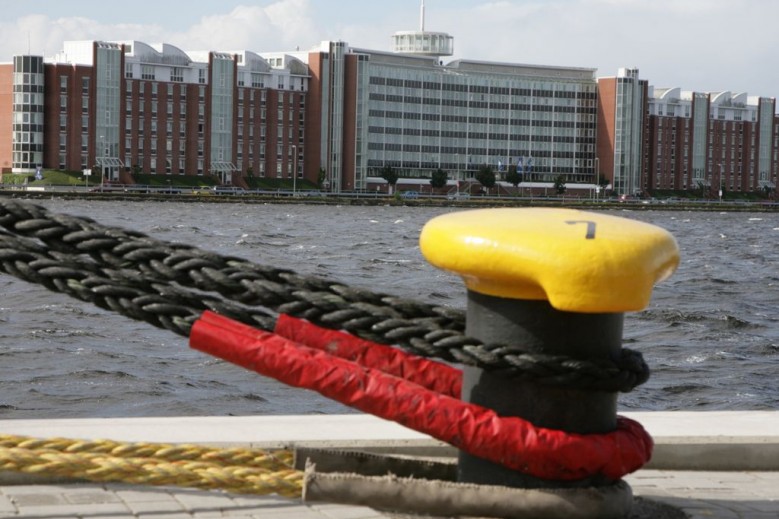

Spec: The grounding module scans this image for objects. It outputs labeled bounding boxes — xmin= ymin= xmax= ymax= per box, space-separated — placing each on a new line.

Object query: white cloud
xmin=0 ymin=0 xmax=319 ymax=59
xmin=171 ymin=0 xmax=319 ymax=52
xmin=0 ymin=14 xmax=167 ymax=58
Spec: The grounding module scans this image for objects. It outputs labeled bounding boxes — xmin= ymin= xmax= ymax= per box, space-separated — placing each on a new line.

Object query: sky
xmin=3 ymin=0 xmax=779 ymax=98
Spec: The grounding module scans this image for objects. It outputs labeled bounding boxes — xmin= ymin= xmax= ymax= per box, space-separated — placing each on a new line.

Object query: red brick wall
xmin=0 ymin=64 xmax=13 ymax=173
xmin=305 ymin=52 xmax=324 ymax=186
xmin=596 ymin=77 xmax=616 ymax=184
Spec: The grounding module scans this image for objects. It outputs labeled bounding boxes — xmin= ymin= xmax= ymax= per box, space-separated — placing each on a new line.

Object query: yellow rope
xmin=0 ymin=435 xmax=294 ymax=469
xmin=0 ymin=434 xmax=303 ymax=497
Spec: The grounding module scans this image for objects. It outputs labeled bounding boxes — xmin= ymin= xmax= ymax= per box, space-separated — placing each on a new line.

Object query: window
xmin=171 ymin=67 xmax=184 ymax=82
xmin=142 ymin=65 xmax=155 ymax=80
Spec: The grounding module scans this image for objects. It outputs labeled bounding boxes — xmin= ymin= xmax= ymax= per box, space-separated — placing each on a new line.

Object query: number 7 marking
xmin=565 ymin=220 xmax=597 ymax=239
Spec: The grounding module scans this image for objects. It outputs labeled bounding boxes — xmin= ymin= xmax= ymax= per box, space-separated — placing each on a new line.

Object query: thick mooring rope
xmin=0 ymin=199 xmax=648 ymax=392
xmin=0 ymin=434 xmax=302 ymax=496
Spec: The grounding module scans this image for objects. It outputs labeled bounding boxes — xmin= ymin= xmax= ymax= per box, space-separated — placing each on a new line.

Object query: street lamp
xmin=594 ymin=157 xmax=600 ymax=200
xmin=98 ymin=134 xmax=104 ymax=183
xmin=718 ymin=163 xmax=723 ymax=202
xmin=455 ymin=153 xmax=460 ymax=196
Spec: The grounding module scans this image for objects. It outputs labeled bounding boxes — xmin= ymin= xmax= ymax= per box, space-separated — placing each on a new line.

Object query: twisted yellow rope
xmin=0 ymin=434 xmax=303 ymax=497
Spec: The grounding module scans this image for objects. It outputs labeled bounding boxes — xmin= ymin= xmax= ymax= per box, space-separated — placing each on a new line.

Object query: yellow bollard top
xmin=419 ymin=208 xmax=679 ymax=313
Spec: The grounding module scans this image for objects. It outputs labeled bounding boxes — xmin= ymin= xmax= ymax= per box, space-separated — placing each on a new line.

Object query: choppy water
xmin=0 ymin=200 xmax=777 ymax=419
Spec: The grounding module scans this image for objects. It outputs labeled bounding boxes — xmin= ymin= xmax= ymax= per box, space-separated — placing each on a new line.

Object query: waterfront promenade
xmin=3 ymin=186 xmax=778 ymax=212
xmin=1 ymin=412 xmax=777 ymax=518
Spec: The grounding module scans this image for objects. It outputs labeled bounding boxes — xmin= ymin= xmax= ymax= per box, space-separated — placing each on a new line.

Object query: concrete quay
xmin=1 ymin=412 xmax=777 ymax=518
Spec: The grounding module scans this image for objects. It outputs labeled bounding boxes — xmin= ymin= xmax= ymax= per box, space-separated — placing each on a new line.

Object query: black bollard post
xmin=419 ymin=208 xmax=679 ymax=497
xmin=460 ymin=295 xmax=623 ymax=488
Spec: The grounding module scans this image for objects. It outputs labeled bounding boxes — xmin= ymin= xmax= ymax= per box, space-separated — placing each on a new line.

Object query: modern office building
xmin=298 ymin=41 xmax=598 ymax=193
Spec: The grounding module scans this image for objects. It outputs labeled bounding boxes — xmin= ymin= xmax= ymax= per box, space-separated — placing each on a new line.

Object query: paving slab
xmin=0 ymin=471 xmax=777 ymax=518
xmin=1 ymin=413 xmax=778 ymax=517
xmin=2 ymin=411 xmax=778 ymax=470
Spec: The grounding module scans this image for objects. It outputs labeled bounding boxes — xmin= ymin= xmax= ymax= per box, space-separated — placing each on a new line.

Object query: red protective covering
xmin=190 ymin=311 xmax=653 ymax=481
xmin=274 ymin=314 xmax=462 ymax=398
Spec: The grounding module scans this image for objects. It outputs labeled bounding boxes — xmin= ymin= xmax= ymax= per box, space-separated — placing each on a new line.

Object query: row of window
xmin=368 ymin=144 xmax=593 ymax=159
xmin=367 ymin=110 xmax=596 ymax=124
xmin=368 ymin=93 xmax=594 ymax=110
xmin=368 ymin=127 xmax=594 ymax=142
xmin=369 ymin=76 xmax=596 ymax=97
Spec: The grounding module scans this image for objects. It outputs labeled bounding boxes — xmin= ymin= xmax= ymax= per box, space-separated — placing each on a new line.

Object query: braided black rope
xmin=0 ymin=231 xmax=276 ymax=336
xmin=0 ymin=199 xmax=649 ymax=392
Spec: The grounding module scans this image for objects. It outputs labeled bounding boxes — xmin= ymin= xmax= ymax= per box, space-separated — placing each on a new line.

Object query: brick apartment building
xmin=597 ymin=69 xmax=778 ymax=197
xmin=1 ymin=40 xmax=308 ymax=187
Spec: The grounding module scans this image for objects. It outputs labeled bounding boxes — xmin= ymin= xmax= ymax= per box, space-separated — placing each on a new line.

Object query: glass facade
xmin=95 ymin=43 xmax=123 ymax=179
xmin=12 ymin=55 xmax=44 ymax=171
xmin=613 ymin=68 xmax=644 ymax=195
xmin=359 ymin=55 xmax=597 ymax=184
xmin=691 ymin=92 xmax=709 ymax=186
xmin=758 ymin=98 xmax=774 ymax=184
xmin=391 ymin=32 xmax=454 ymax=57
xmin=209 ymin=53 xmax=236 ymax=182
xmin=320 ymin=42 xmax=346 ymax=192
xmin=354 ymin=54 xmax=371 ymax=190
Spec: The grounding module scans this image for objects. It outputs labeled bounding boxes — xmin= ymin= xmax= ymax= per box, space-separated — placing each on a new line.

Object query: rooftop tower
xmin=391 ymin=0 xmax=453 ymax=58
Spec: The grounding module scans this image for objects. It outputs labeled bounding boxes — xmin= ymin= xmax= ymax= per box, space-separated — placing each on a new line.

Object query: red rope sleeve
xmin=190 ymin=311 xmax=652 ymax=482
xmin=274 ymin=314 xmax=462 ymax=398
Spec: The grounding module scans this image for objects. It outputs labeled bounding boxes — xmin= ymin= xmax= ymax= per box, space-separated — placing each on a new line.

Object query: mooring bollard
xmin=419 ymin=208 xmax=680 ymax=491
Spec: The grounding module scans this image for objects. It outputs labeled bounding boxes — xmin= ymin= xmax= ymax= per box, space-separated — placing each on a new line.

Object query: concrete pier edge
xmin=1 ymin=411 xmax=777 ymax=478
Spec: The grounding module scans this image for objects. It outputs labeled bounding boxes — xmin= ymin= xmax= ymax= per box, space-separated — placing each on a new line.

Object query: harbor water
xmin=0 ymin=199 xmax=777 ymax=419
